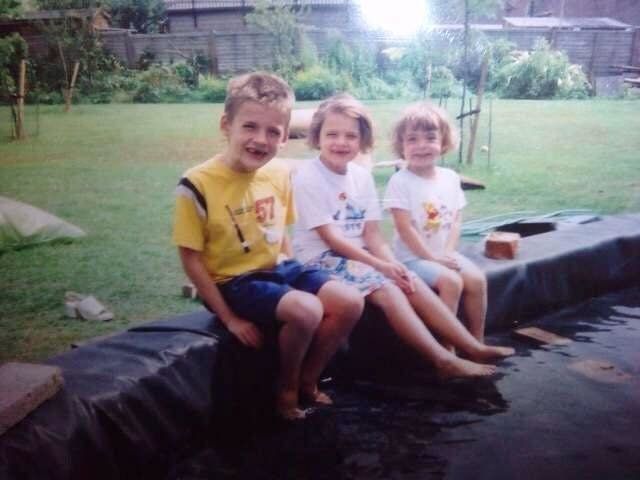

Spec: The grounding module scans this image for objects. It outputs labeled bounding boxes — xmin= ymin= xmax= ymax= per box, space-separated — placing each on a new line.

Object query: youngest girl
xmin=384 ymin=102 xmax=488 ymax=341
xmin=292 ymin=94 xmax=513 ymax=379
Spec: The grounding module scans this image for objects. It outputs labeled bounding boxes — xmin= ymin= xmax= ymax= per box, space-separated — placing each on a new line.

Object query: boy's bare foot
xmin=469 ymin=345 xmax=515 ymax=362
xmin=276 ymin=390 xmax=306 ymax=421
xmin=277 ymin=406 xmax=307 ymax=421
xmin=436 ymin=356 xmax=496 ymax=379
xmin=300 ymin=388 xmax=333 ymax=406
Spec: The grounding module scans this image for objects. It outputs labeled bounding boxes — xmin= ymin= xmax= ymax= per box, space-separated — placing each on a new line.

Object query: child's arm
xmin=315 ymin=223 xmax=387 ymax=270
xmin=179 ymin=247 xmax=263 ymax=349
xmin=391 ymin=207 xmax=460 ymax=271
xmin=280 ymin=233 xmax=293 ymax=258
xmin=362 ymin=220 xmax=415 ymax=292
xmin=314 ymin=220 xmax=413 ymax=292
xmin=391 ymin=208 xmax=437 ymax=260
xmin=445 ymin=210 xmax=462 ymax=253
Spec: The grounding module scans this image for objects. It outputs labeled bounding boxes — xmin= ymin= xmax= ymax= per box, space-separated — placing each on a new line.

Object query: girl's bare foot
xmin=436 ymin=356 xmax=496 ymax=379
xmin=468 ymin=345 xmax=515 ymax=362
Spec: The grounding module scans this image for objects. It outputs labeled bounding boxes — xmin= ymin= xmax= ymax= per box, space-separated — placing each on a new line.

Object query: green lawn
xmin=1 ymin=100 xmax=639 ymax=363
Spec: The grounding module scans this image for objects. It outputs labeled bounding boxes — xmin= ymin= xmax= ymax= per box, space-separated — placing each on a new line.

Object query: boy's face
xmin=318 ymin=112 xmax=361 ymax=175
xmin=220 ymin=100 xmax=289 ymax=173
xmin=402 ymin=126 xmax=442 ymax=172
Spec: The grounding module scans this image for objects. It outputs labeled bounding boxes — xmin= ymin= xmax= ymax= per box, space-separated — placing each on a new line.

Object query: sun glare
xmin=357 ymin=0 xmax=429 ymax=36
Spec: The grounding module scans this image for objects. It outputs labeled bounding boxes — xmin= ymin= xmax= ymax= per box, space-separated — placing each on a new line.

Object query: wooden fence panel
xmin=99 ymin=27 xmax=637 ymax=79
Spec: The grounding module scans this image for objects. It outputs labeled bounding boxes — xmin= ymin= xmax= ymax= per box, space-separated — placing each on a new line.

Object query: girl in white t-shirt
xmin=384 ymin=102 xmax=487 ymax=341
xmin=292 ymin=94 xmax=513 ymax=379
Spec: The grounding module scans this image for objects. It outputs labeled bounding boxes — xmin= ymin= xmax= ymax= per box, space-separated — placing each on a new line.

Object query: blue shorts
xmin=404 ymin=253 xmax=474 ymax=287
xmin=218 ymin=259 xmax=331 ymax=329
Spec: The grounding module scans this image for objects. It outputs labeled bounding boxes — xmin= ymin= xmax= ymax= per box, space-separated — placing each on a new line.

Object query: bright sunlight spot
xmin=357 ymin=0 xmax=429 ymax=36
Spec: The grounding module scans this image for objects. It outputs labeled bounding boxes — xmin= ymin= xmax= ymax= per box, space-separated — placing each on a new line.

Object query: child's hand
xmin=227 ymin=316 xmax=263 ymax=348
xmin=379 ymin=261 xmax=416 ymax=293
xmin=436 ymin=254 xmax=460 ymax=271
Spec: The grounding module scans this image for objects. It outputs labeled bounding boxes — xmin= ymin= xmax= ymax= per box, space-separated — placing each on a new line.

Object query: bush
xmin=196 ymin=75 xmax=227 ymax=103
xmin=0 ymin=33 xmax=28 ymax=103
xmin=132 ymin=65 xmax=185 ymax=102
xmin=354 ymin=77 xmax=397 ymax=100
xmin=429 ymin=66 xmax=456 ymax=98
xmin=493 ymin=39 xmax=591 ymax=99
xmin=292 ymin=65 xmax=337 ymax=100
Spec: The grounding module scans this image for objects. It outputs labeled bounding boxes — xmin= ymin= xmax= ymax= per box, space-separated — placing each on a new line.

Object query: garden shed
xmin=500 ymin=16 xmax=639 ymax=87
xmin=0 ymin=8 xmax=112 ymax=56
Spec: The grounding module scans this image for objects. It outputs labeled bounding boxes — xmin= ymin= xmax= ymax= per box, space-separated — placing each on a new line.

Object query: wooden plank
xmin=568 ymin=359 xmax=632 ymax=384
xmin=512 ymin=327 xmax=572 ymax=346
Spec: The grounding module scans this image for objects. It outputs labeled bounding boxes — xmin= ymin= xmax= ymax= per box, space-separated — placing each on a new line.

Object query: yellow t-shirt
xmin=172 ymin=155 xmax=295 ymax=283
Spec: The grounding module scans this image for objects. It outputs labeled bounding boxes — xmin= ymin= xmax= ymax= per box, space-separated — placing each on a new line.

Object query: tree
xmin=429 ymin=0 xmax=504 ymax=23
xmin=245 ymin=0 xmax=309 ymax=81
xmin=106 ymin=0 xmax=166 ymax=33
xmin=35 ymin=0 xmax=90 ymax=9
xmin=0 ymin=0 xmax=20 ymax=18
xmin=0 ymin=33 xmax=28 ymax=138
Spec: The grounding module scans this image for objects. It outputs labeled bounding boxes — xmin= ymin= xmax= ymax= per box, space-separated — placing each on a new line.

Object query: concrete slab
xmin=0 ymin=362 xmax=63 ymax=435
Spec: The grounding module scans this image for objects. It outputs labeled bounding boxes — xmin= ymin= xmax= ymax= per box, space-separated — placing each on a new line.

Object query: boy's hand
xmin=436 ymin=254 xmax=461 ymax=271
xmin=226 ymin=316 xmax=263 ymax=349
xmin=378 ymin=261 xmax=416 ymax=293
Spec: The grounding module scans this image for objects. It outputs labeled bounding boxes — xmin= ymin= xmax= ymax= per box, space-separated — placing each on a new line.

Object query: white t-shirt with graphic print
xmin=292 ymin=157 xmax=382 ymax=264
xmin=383 ymin=166 xmax=466 ymax=263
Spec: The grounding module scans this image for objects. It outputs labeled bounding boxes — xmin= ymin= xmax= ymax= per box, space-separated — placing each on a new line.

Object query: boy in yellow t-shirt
xmin=173 ymin=72 xmax=363 ymax=420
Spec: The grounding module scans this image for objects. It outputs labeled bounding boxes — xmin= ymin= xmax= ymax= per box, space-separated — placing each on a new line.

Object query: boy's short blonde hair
xmin=307 ymin=93 xmax=374 ymax=153
xmin=391 ymin=102 xmax=459 ymax=158
xmin=224 ymin=71 xmax=295 ymax=122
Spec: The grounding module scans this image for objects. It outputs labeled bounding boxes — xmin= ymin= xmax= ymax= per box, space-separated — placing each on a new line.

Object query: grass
xmin=1 ymin=99 xmax=639 ymax=363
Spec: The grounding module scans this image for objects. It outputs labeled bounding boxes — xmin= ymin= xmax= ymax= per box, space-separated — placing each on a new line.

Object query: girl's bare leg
xmin=434 ymin=268 xmax=463 ymax=314
xmin=405 ymin=279 xmax=514 ymax=361
xmin=367 ymin=284 xmax=496 ymax=378
xmin=459 ymin=264 xmax=488 ymax=342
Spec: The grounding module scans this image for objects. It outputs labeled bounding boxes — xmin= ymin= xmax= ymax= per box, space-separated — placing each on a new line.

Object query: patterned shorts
xmin=306 ymin=250 xmax=388 ymax=297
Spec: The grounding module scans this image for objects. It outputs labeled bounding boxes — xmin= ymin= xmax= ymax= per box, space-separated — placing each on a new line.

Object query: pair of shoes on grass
xmin=64 ymin=291 xmax=113 ymax=322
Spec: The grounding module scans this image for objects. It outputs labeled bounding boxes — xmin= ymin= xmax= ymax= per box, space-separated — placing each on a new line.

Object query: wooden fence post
xmin=208 ymin=31 xmax=219 ymax=75
xmin=467 ymin=54 xmax=488 ymax=165
xmin=124 ymin=31 xmax=136 ymax=68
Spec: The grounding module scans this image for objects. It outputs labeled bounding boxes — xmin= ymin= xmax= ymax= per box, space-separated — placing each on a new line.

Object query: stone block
xmin=0 ymin=362 xmax=63 ymax=435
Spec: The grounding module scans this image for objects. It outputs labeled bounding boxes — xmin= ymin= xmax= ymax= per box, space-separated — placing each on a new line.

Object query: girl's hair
xmin=391 ymin=102 xmax=459 ymax=158
xmin=307 ymin=93 xmax=374 ymax=153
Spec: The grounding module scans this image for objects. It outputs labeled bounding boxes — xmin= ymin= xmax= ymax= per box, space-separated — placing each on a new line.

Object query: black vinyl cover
xmin=461 ymin=214 xmax=640 ymax=330
xmin=0 ymin=312 xmax=222 ymax=480
xmin=1 ymin=214 xmax=639 ymax=479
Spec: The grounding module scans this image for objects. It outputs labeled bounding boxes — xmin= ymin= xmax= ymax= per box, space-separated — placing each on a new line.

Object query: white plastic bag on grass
xmin=0 ymin=196 xmax=86 ymax=251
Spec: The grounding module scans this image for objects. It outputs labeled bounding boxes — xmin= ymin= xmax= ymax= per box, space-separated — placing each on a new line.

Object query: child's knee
xmin=319 ymin=281 xmax=364 ymax=318
xmin=463 ymin=270 xmax=487 ymax=294
xmin=277 ymin=290 xmax=323 ymax=331
xmin=439 ymin=270 xmax=463 ymax=295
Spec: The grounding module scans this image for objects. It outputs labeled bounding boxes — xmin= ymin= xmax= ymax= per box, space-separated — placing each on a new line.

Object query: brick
xmin=484 ymin=231 xmax=521 ymax=259
xmin=0 ymin=362 xmax=63 ymax=435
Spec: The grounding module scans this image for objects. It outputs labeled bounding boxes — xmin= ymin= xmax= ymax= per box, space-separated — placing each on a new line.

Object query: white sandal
xmin=65 ymin=291 xmax=114 ymax=321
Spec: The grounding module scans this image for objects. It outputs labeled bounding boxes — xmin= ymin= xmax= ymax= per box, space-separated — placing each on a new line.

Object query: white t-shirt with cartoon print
xmin=292 ymin=157 xmax=382 ymax=264
xmin=384 ymin=166 xmax=466 ymax=263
